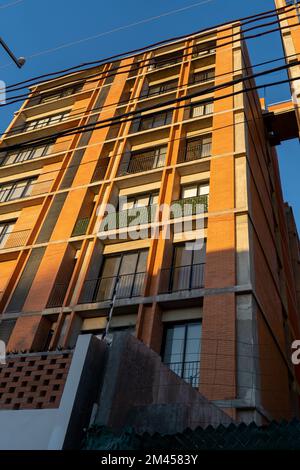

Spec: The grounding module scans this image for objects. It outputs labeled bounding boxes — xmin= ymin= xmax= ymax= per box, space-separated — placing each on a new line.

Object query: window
xmin=88 ymin=250 xmax=149 ymax=302
xmin=118 ymin=146 xmax=167 ymax=176
xmin=138 ymin=110 xmax=173 ymax=131
xmin=185 ymin=135 xmax=212 ymax=161
xmin=142 ymin=79 xmax=178 ymax=98
xmin=193 ymin=41 xmax=216 ymax=58
xmin=23 ymin=111 xmax=70 ymax=132
xmin=180 ymin=183 xmax=209 ymax=214
xmin=119 ymin=192 xmax=159 ymax=211
xmin=0 ymin=221 xmax=15 ymax=248
xmin=192 ymin=69 xmax=215 ymax=84
xmin=181 ymin=183 xmax=209 ymax=199
xmin=0 ymin=178 xmax=36 ymax=203
xmin=39 ymin=84 xmax=83 ymax=104
xmin=0 ymin=142 xmax=54 ymax=166
xmin=171 ymin=243 xmax=206 ymax=291
xmin=163 ymin=321 xmax=202 ymax=387
xmin=190 ymin=102 xmax=213 ymax=118
xmin=148 ymin=51 xmax=182 ymax=70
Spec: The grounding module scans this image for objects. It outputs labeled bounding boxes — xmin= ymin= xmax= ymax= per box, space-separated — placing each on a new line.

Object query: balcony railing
xmin=165 ymin=360 xmax=200 ymax=388
xmin=148 ymin=56 xmax=182 ymax=71
xmin=192 ymin=45 xmax=216 ymax=58
xmin=180 ymin=141 xmax=212 ymax=162
xmin=171 ymin=195 xmax=209 ymax=218
xmin=91 ymin=157 xmax=110 ymax=183
xmin=71 ymin=217 xmax=90 ymax=237
xmin=159 ymin=263 xmax=205 ymax=294
xmin=46 ymin=283 xmax=68 ymax=308
xmin=100 ymin=205 xmax=157 ymax=232
xmin=0 ymin=229 xmax=31 ymax=249
xmin=117 ymin=152 xmax=165 ymax=176
xmin=79 ymin=271 xmax=147 ymax=304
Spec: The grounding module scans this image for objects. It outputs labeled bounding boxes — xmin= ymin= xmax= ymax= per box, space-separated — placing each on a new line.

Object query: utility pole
xmin=0 ymin=36 xmax=25 ymax=68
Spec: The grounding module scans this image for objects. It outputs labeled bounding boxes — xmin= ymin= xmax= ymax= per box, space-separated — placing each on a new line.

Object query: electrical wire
xmin=0 ymin=0 xmax=23 ymax=9
xmin=3 ymin=52 xmax=297 ymax=133
xmin=0 ymin=2 xmax=297 ymax=93
xmin=0 ymin=58 xmax=299 ymax=148
xmin=2 ymin=10 xmax=300 ymax=103
xmin=0 ymin=75 xmax=299 ymax=205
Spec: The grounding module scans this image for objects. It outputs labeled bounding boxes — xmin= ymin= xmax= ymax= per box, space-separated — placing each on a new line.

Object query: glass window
xmin=171 ymin=243 xmax=206 ymax=291
xmin=94 ymin=250 xmax=148 ymax=301
xmin=139 ymin=111 xmax=172 ymax=131
xmin=0 ymin=143 xmax=54 ymax=166
xmin=0 ymin=179 xmax=36 ymax=202
xmin=39 ymin=85 xmax=82 ymax=104
xmin=0 ymin=221 xmax=15 ymax=248
xmin=193 ymin=69 xmax=215 ymax=84
xmin=191 ymin=102 xmax=213 ymax=118
xmin=23 ymin=112 xmax=69 ymax=132
xmin=181 ymin=183 xmax=209 ymax=199
xmin=163 ymin=321 xmax=202 ymax=387
xmin=185 ymin=135 xmax=212 ymax=161
xmin=119 ymin=192 xmax=159 ymax=211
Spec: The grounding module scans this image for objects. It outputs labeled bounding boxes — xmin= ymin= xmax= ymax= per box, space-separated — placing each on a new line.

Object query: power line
xmin=1 ymin=58 xmax=299 ymax=148
xmin=0 ymin=80 xmax=299 ymax=210
xmin=3 ymin=49 xmax=298 ymax=132
xmin=0 ymin=0 xmax=23 ymax=9
xmin=2 ymin=10 xmax=299 ymax=102
xmin=27 ymin=0 xmax=214 ymax=60
xmin=0 ymin=3 xmax=297 ymax=92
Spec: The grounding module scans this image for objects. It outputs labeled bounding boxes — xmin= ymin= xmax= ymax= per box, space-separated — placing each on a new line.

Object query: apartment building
xmin=0 ymin=8 xmax=299 ymax=426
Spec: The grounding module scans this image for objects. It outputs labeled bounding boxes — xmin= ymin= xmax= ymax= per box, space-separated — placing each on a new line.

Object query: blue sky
xmin=0 ymin=0 xmax=299 ymax=230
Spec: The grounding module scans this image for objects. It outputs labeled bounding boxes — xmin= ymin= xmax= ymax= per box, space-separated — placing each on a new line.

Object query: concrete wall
xmin=0 ymin=334 xmax=106 ymax=450
xmin=95 ymin=332 xmax=233 ymax=434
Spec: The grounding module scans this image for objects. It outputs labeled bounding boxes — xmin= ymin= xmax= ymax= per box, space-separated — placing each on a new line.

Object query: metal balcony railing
xmin=171 ymin=195 xmax=209 ymax=218
xmin=71 ymin=218 xmax=90 ymax=237
xmin=180 ymin=141 xmax=212 ymax=162
xmin=159 ymin=263 xmax=205 ymax=294
xmin=164 ymin=360 xmax=200 ymax=388
xmin=46 ymin=283 xmax=68 ymax=308
xmin=100 ymin=205 xmax=157 ymax=232
xmin=91 ymin=157 xmax=110 ymax=183
xmin=192 ymin=45 xmax=216 ymax=58
xmin=0 ymin=229 xmax=31 ymax=249
xmin=117 ymin=152 xmax=165 ymax=176
xmin=79 ymin=271 xmax=147 ymax=304
xmin=148 ymin=56 xmax=182 ymax=71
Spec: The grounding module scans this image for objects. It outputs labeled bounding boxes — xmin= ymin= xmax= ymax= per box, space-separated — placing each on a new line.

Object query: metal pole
xmin=0 ymin=36 xmax=25 ymax=68
xmin=102 ymin=276 xmax=120 ymax=342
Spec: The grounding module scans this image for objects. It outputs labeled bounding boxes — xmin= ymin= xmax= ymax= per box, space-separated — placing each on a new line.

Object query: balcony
xmin=159 ymin=263 xmax=205 ymax=294
xmin=71 ymin=217 xmax=91 ymax=237
xmin=46 ymin=283 xmax=69 ymax=308
xmin=192 ymin=43 xmax=216 ymax=59
xmin=180 ymin=140 xmax=212 ymax=163
xmin=165 ymin=361 xmax=200 ymax=388
xmin=117 ymin=149 xmax=166 ymax=176
xmin=171 ymin=194 xmax=209 ymax=218
xmin=79 ymin=271 xmax=147 ymax=304
xmin=100 ymin=205 xmax=157 ymax=232
xmin=148 ymin=53 xmax=182 ymax=71
xmin=0 ymin=228 xmax=31 ymax=250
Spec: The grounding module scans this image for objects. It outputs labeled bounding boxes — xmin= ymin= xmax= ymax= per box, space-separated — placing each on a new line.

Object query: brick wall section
xmin=0 ymin=351 xmax=72 ymax=410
